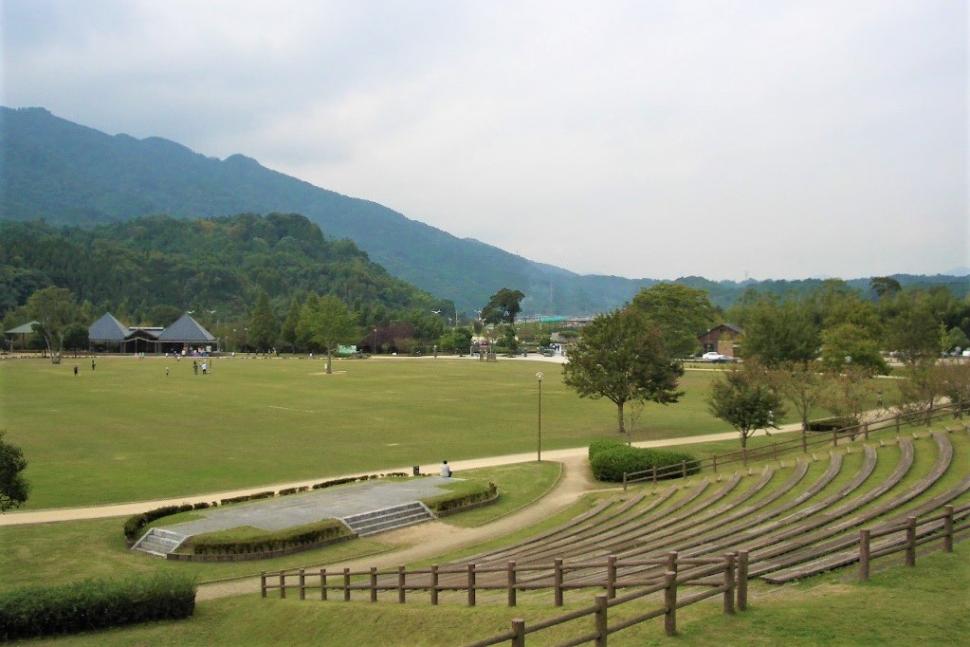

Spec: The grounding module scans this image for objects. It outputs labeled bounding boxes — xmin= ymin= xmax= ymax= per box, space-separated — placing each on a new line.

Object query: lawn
xmin=0 ymin=356 xmax=741 ymax=508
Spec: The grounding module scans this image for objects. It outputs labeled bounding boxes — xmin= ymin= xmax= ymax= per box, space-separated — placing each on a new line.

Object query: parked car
xmin=702 ymin=351 xmax=730 ymax=363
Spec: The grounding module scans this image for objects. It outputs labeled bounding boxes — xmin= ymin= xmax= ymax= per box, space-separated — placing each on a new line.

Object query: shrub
xmin=588 ymin=438 xmax=627 ymax=460
xmin=0 ymin=572 xmax=195 ymax=641
xmin=190 ymin=519 xmax=351 ymax=555
xmin=422 ymin=481 xmax=497 ymax=514
xmin=807 ymin=417 xmax=857 ymax=432
xmin=590 ymin=446 xmax=700 ymax=482
xmin=219 ymin=491 xmax=274 ymax=505
xmin=123 ymin=504 xmax=194 ymax=542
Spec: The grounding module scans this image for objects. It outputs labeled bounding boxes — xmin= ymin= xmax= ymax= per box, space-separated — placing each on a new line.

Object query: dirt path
xmin=197 ymin=453 xmax=596 ymax=601
xmin=0 ymin=425 xmax=801 ymax=526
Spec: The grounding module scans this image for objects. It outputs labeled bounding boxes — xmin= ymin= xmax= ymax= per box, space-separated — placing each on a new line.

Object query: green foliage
xmin=0 ymin=572 xmax=195 ymax=641
xmin=736 ymin=297 xmax=819 ymax=367
xmin=0 ymin=432 xmax=28 ymax=512
xmin=124 ymin=504 xmax=197 ymax=542
xmin=298 ymin=293 xmax=358 ymax=372
xmin=248 ymin=291 xmax=277 ymax=351
xmin=421 ymin=481 xmax=497 ymax=514
xmin=820 ymin=322 xmax=887 ymax=374
xmin=189 ymin=519 xmax=351 ymax=555
xmin=881 ymin=290 xmax=945 ymax=365
xmin=563 ymin=308 xmax=683 ymax=433
xmin=481 ymin=288 xmax=525 ymax=325
xmin=587 ymin=438 xmax=627 ymax=460
xmin=630 ymin=283 xmax=715 ymax=357
xmin=438 ymin=327 xmax=473 ymax=353
xmin=708 ymin=365 xmax=785 ymax=447
xmin=589 ymin=445 xmax=699 ymax=482
xmin=25 ymin=286 xmax=78 ymax=360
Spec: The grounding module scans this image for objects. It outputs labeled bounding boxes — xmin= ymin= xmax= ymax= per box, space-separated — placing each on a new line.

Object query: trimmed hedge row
xmin=807 ymin=416 xmax=857 ymax=432
xmin=190 ymin=519 xmax=351 ymax=555
xmin=124 ymin=503 xmax=211 ymax=542
xmin=422 ymin=481 xmax=497 ymax=514
xmin=311 ymin=471 xmax=409 ymax=490
xmin=0 ymin=573 xmax=195 ymax=641
xmin=219 ymin=490 xmax=274 ymax=505
xmin=590 ymin=444 xmax=700 ymax=482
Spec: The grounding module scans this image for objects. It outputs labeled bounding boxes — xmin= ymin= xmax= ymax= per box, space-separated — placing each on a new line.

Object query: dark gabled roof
xmin=700 ymin=323 xmax=744 ymax=337
xmin=88 ymin=313 xmax=130 ymax=342
xmin=5 ymin=321 xmax=40 ymax=335
xmin=157 ymin=313 xmax=216 ymax=343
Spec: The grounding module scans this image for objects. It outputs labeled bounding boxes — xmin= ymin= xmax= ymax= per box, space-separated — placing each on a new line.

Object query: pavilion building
xmin=88 ymin=312 xmax=218 ymax=354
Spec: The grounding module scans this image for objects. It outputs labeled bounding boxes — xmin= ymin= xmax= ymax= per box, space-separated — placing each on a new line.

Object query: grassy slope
xmin=0 ymin=357 xmax=741 ymax=508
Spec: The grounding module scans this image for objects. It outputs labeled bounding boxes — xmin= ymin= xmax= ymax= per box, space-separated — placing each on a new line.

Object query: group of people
xmin=72 ymin=358 xmax=96 ymax=376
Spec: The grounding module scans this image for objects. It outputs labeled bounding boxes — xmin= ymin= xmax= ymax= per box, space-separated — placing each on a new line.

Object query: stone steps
xmin=132 ymin=527 xmax=188 ymax=557
xmin=341 ymin=502 xmax=435 ymax=536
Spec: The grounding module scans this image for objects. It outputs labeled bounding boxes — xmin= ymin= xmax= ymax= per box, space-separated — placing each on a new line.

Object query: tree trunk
xmin=326 ymin=349 xmax=333 ymax=375
xmin=616 ymin=402 xmax=626 ymax=434
xmin=740 ymin=431 xmax=748 ymax=465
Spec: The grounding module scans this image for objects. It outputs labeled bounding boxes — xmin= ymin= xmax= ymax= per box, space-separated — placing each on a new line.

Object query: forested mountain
xmin=1 ymin=106 xmax=966 ymax=314
xmin=0 ymin=214 xmax=450 ymax=325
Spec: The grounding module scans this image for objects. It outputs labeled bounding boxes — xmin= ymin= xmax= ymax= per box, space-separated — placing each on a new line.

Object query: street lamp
xmin=536 ymin=371 xmax=544 ymax=462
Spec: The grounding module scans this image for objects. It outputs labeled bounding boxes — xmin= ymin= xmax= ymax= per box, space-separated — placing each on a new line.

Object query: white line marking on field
xmin=267 ymin=405 xmax=316 ymax=413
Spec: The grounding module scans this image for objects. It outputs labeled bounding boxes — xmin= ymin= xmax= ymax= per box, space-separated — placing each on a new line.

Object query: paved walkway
xmin=0 ymin=425 xmax=800 ymax=526
xmin=161 ymin=477 xmax=454 ymax=537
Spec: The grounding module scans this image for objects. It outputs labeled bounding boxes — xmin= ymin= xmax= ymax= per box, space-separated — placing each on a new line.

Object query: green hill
xmin=0 ymin=214 xmax=449 ymax=323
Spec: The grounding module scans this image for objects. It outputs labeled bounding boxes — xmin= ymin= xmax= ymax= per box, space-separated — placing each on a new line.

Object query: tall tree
xmin=0 ymin=432 xmax=28 ymax=512
xmin=882 ymin=292 xmax=941 ymax=367
xmin=870 ymin=276 xmax=902 ymax=300
xmin=562 ymin=308 xmax=683 ymax=434
xmin=771 ymin=362 xmax=825 ymax=452
xmin=738 ymin=297 xmax=819 ymax=368
xmin=249 ymin=291 xmax=278 ymax=351
xmin=298 ymin=294 xmax=358 ymax=374
xmin=481 ymin=288 xmax=526 ymax=326
xmin=708 ymin=364 xmax=785 ymax=452
xmin=819 ymin=323 xmax=887 ymax=374
xmin=630 ymin=283 xmax=715 ymax=357
xmin=26 ymin=287 xmax=79 ymax=363
xmin=280 ymin=297 xmax=301 ymax=352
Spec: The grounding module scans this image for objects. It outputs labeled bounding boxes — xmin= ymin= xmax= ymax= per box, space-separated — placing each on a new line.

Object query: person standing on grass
xmin=193 ymin=360 xmax=198 ymax=375
xmin=91 ymin=358 xmax=96 ymax=371
xmin=73 ymin=365 xmax=78 ymax=376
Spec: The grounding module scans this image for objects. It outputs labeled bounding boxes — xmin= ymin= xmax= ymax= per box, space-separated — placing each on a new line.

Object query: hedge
xmin=421 ymin=481 xmax=497 ymax=514
xmin=189 ymin=518 xmax=351 ymax=555
xmin=124 ymin=504 xmax=197 ymax=542
xmin=219 ymin=490 xmax=274 ymax=505
xmin=807 ymin=417 xmax=857 ymax=432
xmin=588 ymin=438 xmax=627 ymax=460
xmin=0 ymin=573 xmax=195 ymax=641
xmin=590 ymin=445 xmax=700 ymax=482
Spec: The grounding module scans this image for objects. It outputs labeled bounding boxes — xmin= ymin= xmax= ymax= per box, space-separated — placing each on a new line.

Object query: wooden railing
xmin=623 ymin=402 xmax=967 ymax=489
xmin=463 ymin=552 xmax=748 ymax=646
xmin=858 ymin=503 xmax=970 ymax=580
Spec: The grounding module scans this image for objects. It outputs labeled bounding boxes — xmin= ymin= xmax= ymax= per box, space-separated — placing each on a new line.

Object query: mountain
xmin=0 ymin=214 xmax=450 ymax=323
xmin=1 ymin=106 xmax=966 ymax=313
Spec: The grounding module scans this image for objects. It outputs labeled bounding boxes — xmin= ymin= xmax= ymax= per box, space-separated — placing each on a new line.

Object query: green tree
xmin=883 ymin=292 xmax=941 ymax=366
xmin=943 ymin=326 xmax=969 ymax=353
xmin=819 ymin=323 xmax=887 ymax=374
xmin=298 ymin=294 xmax=358 ymax=374
xmin=26 ymin=287 xmax=79 ymax=363
xmin=823 ymin=366 xmax=875 ymax=427
xmin=249 ymin=291 xmax=277 ymax=351
xmin=562 ymin=308 xmax=683 ymax=434
xmin=630 ymin=283 xmax=715 ymax=357
xmin=280 ymin=297 xmax=301 ymax=352
xmin=771 ymin=362 xmax=826 ymax=452
xmin=870 ymin=276 xmax=902 ymax=300
xmin=481 ymin=288 xmax=526 ymax=326
xmin=708 ymin=364 xmax=785 ymax=452
xmin=738 ymin=297 xmax=819 ymax=367
xmin=62 ymin=323 xmax=89 ymax=351
xmin=0 ymin=432 xmax=28 ymax=512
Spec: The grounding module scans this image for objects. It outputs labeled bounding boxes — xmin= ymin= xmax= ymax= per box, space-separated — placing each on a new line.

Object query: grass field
xmin=0 ymin=356 xmax=751 ymax=508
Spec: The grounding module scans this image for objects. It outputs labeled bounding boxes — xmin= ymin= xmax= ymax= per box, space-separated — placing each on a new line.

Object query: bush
xmin=590 ymin=446 xmax=700 ymax=482
xmin=190 ymin=519 xmax=351 ymax=555
xmin=124 ymin=504 xmax=195 ymax=542
xmin=807 ymin=417 xmax=857 ymax=432
xmin=0 ymin=572 xmax=195 ymax=641
xmin=219 ymin=491 xmax=274 ymax=505
xmin=422 ymin=481 xmax=497 ymax=514
xmin=588 ymin=438 xmax=627 ymax=460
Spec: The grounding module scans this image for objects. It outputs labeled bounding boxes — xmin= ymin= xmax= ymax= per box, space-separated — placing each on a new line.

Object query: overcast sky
xmin=2 ymin=1 xmax=967 ymax=280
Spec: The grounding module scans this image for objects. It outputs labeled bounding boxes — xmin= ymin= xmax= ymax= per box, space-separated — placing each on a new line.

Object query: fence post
xmin=664 ymin=571 xmax=678 ymax=636
xmin=801 ymin=429 xmax=807 ymax=454
xmin=895 ymin=414 xmax=901 ymax=436
xmin=906 ymin=517 xmax=917 ymax=567
xmin=370 ymin=567 xmax=378 ymax=602
xmin=666 ymin=550 xmax=678 ymax=575
xmin=507 ymin=561 xmax=517 ymax=607
xmin=737 ymin=551 xmax=748 ymax=611
xmin=343 ymin=568 xmax=351 ymax=602
xmin=723 ymin=554 xmax=735 ymax=615
xmin=623 ymin=471 xmax=627 ymax=491
xmin=260 ymin=572 xmax=267 ymax=598
xmin=299 ymin=568 xmax=306 ymax=601
xmin=467 ymin=564 xmax=477 ymax=607
xmin=863 ymin=423 xmax=869 ymax=441
xmin=859 ymin=529 xmax=871 ymax=581
xmin=430 ymin=564 xmax=439 ymax=605
xmin=595 ymin=594 xmax=608 ymax=647
xmin=511 ymin=619 xmax=526 ymax=647
xmin=681 ymin=460 xmax=687 ymax=478
xmin=320 ymin=568 xmax=327 ymax=601
xmin=554 ymin=559 xmax=564 ymax=606
xmin=712 ymin=454 xmax=718 ymax=472
xmin=279 ymin=571 xmax=286 ymax=599
xmin=398 ymin=565 xmax=406 ymax=604
xmin=652 ymin=465 xmax=658 ymax=484
xmin=944 ymin=506 xmax=954 ymax=553
xmin=832 ymin=429 xmax=838 ymax=448
xmin=606 ymin=555 xmax=617 ymax=599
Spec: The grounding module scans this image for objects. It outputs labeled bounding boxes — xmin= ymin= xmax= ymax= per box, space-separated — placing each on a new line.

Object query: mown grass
xmin=0 ymin=356 xmax=748 ymax=508
xmin=441 ymin=461 xmax=562 ymax=527
xmin=25 ymin=541 xmax=970 ymax=646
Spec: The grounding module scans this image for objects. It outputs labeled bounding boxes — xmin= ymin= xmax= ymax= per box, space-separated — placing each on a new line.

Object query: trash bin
xmin=412 ymin=465 xmax=420 ymax=476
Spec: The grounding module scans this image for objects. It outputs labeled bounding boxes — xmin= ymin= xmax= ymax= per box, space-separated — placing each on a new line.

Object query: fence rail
xmin=858 ymin=503 xmax=970 ymax=579
xmin=623 ymin=403 xmax=966 ymax=489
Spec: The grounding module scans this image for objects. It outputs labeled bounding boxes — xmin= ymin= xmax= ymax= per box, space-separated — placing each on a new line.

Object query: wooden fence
xmin=858 ymin=503 xmax=970 ymax=580
xmin=623 ymin=402 xmax=966 ymax=489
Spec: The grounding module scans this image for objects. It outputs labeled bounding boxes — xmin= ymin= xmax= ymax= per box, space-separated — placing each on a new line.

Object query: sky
xmin=2 ymin=0 xmax=967 ymax=281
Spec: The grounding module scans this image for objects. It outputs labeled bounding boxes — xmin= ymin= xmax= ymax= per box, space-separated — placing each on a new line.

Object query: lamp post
xmin=536 ymin=372 xmax=544 ymax=462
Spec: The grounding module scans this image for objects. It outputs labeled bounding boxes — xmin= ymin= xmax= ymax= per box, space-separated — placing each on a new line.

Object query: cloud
xmin=2 ymin=0 xmax=967 ymax=279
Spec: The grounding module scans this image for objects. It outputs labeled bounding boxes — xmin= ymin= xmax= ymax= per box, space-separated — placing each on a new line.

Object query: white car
xmin=701 ymin=351 xmax=729 ymax=363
